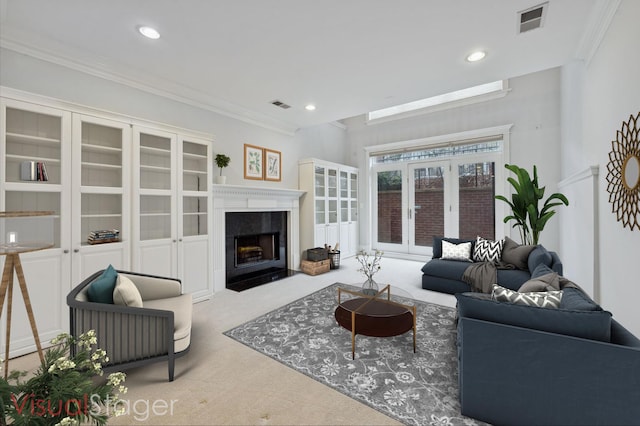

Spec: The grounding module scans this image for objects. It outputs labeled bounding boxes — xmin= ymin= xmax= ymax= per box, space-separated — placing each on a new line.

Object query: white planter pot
xmin=215 ymin=175 xmax=227 ymax=185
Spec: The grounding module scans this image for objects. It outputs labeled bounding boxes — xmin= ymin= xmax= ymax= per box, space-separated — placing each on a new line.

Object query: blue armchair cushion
xmin=560 ymin=287 xmax=602 ymax=311
xmin=456 ymin=292 xmax=612 ymax=342
xmin=527 ymin=245 xmax=553 ymax=272
xmin=86 ymin=264 xmax=118 ymax=304
xmin=421 ymin=258 xmax=470 ymax=281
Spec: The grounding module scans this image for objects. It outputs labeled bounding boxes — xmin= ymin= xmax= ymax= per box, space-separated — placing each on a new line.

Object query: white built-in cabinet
xmin=1 ymin=99 xmax=70 ymax=358
xmin=299 ymin=158 xmax=358 ymax=258
xmin=132 ymin=127 xmax=212 ymax=302
xmin=1 ymin=99 xmax=131 ymax=357
xmin=1 ymin=93 xmax=213 ymax=357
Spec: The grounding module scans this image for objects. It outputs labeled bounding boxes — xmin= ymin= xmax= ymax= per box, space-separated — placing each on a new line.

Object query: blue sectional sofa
xmin=421 ymin=236 xmax=563 ymax=294
xmin=455 ymin=289 xmax=640 ymax=425
xmin=421 ymin=236 xmax=640 ymax=423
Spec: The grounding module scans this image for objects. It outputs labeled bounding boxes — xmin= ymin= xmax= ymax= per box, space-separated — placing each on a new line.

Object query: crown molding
xmin=0 ymin=37 xmax=298 ymax=137
xmin=0 ymin=85 xmax=216 ymax=140
xmin=575 ymin=0 xmax=621 ymax=66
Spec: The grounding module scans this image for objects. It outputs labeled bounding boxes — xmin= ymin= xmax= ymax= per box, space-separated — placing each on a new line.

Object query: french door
xmin=374 ymin=158 xmax=497 ymax=256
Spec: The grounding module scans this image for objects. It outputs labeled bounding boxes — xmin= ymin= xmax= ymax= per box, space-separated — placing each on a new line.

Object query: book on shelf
xmin=87 ymin=229 xmax=120 ymax=244
xmin=20 ymin=161 xmax=49 ymax=181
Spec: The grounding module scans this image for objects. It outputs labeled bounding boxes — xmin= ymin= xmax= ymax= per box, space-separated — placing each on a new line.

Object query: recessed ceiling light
xmin=138 ymin=26 xmax=160 ymax=40
xmin=466 ymin=50 xmax=486 ymax=62
xmin=305 ymin=104 xmax=316 ymax=111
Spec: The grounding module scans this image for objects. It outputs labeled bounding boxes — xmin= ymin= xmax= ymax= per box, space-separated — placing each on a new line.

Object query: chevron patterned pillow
xmin=491 ymin=284 xmax=563 ymax=308
xmin=473 ymin=236 xmax=504 ymax=263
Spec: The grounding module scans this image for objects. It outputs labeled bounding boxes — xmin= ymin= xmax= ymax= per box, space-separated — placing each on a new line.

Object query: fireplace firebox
xmin=225 ymin=211 xmax=294 ymax=291
xmin=235 ymin=232 xmax=278 ymax=267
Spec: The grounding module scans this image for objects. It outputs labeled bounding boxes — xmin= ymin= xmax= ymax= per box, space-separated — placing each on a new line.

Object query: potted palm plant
xmin=214 ymin=154 xmax=230 ymax=184
xmin=495 ymin=163 xmax=569 ymax=245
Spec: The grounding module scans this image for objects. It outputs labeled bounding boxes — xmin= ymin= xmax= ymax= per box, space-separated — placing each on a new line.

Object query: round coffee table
xmin=334 ymin=285 xmax=416 ymax=359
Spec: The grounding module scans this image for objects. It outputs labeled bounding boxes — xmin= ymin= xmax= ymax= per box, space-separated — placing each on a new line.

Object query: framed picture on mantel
xmin=264 ymin=148 xmax=281 ymax=182
xmin=244 ymin=144 xmax=263 ymax=180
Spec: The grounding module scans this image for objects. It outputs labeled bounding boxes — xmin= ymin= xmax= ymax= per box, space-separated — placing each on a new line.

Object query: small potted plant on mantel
xmin=214 ymin=153 xmax=231 ymax=184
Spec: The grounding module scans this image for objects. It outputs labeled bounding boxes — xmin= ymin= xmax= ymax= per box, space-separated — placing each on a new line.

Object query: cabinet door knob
xmin=73 ymin=249 xmax=80 ymax=253
xmin=173 ymin=239 xmax=177 ymax=243
xmin=63 ymin=249 xmax=69 ymax=254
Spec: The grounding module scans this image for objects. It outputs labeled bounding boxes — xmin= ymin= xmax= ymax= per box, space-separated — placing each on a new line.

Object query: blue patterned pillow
xmin=473 ymin=237 xmax=504 ymax=263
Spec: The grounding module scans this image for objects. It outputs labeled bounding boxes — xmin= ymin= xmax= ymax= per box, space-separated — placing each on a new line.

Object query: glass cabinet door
xmin=327 ymin=169 xmax=337 ymax=198
xmin=181 ymin=140 xmax=209 ymax=237
xmin=341 ymin=200 xmax=349 ymax=222
xmin=314 ymin=166 xmax=325 ymax=197
xmin=315 ymin=199 xmax=326 ymax=225
xmin=3 ymin=104 xmax=66 ymax=248
xmin=138 ymin=131 xmax=174 ymax=241
xmin=75 ymin=116 xmax=128 ymax=246
xmin=340 ymin=171 xmax=348 ymax=198
xmin=4 ymin=107 xmax=63 ymax=185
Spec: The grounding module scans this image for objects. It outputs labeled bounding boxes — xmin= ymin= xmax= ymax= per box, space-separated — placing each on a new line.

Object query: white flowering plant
xmin=355 ymin=249 xmax=384 ymax=280
xmin=0 ymin=330 xmax=126 ymax=426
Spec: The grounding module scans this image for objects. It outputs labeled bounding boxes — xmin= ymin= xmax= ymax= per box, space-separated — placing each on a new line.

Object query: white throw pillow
xmin=441 ymin=240 xmax=473 ymax=262
xmin=113 ymin=274 xmax=143 ymax=307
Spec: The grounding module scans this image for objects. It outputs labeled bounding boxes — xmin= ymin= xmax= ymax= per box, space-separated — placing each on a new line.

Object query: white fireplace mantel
xmin=211 ymin=184 xmax=306 ymax=292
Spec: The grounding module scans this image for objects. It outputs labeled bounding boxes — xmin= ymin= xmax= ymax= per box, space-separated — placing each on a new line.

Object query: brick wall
xmin=377 ymin=187 xmax=494 ymax=246
xmin=458 ymin=187 xmax=495 ymax=240
xmin=377 ymin=191 xmax=403 ymax=243
xmin=414 ymin=189 xmax=444 ymax=246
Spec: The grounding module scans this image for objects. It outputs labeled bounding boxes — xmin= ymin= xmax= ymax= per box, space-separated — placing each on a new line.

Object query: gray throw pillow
xmin=501 ymin=236 xmax=536 ymax=270
xmin=518 ymin=272 xmax=560 ymax=292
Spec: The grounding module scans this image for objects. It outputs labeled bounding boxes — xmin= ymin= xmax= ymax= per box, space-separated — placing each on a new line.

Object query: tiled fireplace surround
xmin=212 ymin=185 xmax=305 ymax=293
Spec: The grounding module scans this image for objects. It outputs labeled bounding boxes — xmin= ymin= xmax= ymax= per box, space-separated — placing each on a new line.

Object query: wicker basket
xmin=300 ymin=259 xmax=330 ymax=275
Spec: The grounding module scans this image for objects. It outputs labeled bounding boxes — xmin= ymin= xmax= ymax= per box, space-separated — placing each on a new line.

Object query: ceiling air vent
xmin=271 ymin=100 xmax=291 ymax=109
xmin=518 ymin=2 xmax=548 ymax=33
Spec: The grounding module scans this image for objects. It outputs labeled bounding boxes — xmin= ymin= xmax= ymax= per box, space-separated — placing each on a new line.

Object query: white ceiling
xmin=0 ymin=0 xmax=604 ymax=133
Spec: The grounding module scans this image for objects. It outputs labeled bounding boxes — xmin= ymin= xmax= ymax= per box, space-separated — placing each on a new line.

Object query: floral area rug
xmin=223 ymin=283 xmax=484 ymax=426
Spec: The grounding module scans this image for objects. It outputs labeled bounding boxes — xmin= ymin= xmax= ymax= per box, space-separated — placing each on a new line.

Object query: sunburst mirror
xmin=606 ymin=112 xmax=640 ymax=230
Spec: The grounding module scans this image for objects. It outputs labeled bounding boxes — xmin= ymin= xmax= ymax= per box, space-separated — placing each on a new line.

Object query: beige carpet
xmin=10 ymin=257 xmax=456 ymax=425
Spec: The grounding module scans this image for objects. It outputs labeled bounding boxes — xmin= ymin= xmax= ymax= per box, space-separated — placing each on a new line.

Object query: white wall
xmin=344 ymin=68 xmax=563 ymax=249
xmin=0 ymin=48 xmax=347 ymax=189
xmin=293 ymin=123 xmax=348 ymax=166
xmin=560 ymin=0 xmax=640 ymax=335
